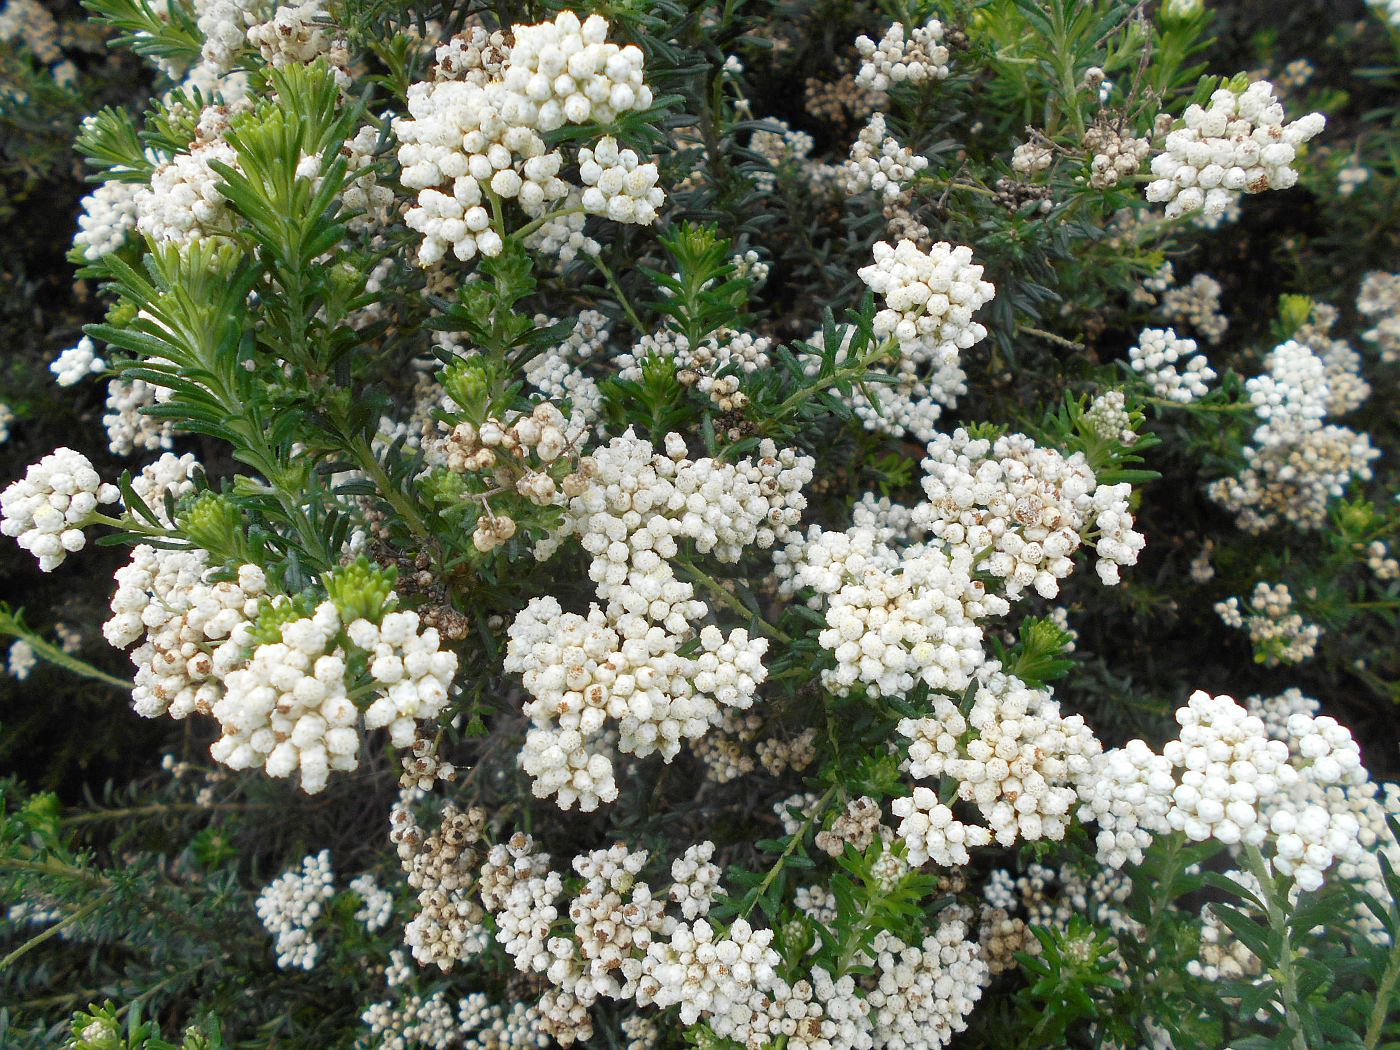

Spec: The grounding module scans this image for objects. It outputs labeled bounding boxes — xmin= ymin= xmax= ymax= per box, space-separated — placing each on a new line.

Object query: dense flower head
xmin=1 ymin=448 xmax=118 ymax=571
xmin=859 ymin=240 xmax=996 ymax=368
xmin=915 ymin=429 xmax=1144 ymax=596
xmin=1146 ymin=79 xmax=1325 ymax=219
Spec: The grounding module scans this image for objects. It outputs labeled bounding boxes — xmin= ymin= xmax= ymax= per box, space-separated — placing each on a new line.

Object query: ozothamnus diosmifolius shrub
xmin=2 ymin=0 xmax=1400 ymax=1047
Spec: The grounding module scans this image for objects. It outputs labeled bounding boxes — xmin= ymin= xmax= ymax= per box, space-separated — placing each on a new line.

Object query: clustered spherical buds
xmin=1157 ymin=271 xmax=1229 ymax=343
xmin=1208 ymin=423 xmax=1378 ymax=534
xmin=577 ymin=137 xmax=665 ymax=224
xmin=1146 ymin=79 xmax=1325 ymax=220
xmin=1012 ymin=139 xmax=1054 ymax=175
xmin=1215 ymin=582 xmax=1323 ymax=665
xmin=1128 ymin=327 xmax=1216 ymax=402
xmin=900 ymin=666 xmax=1102 ymax=846
xmin=1357 ymin=270 xmax=1400 ymax=363
xmin=1 ymin=448 xmax=119 ymax=571
xmin=136 ymin=119 xmax=239 ymax=244
xmin=1366 ymin=540 xmax=1399 ymax=581
xmin=845 ymin=113 xmax=929 ymax=201
xmin=104 ymin=547 xmax=267 ymax=719
xmin=1163 ymin=691 xmax=1293 ymax=846
xmin=787 ymin=525 xmax=999 ymax=698
xmin=339 ymin=125 xmax=396 ymax=232
xmin=891 ymin=786 xmax=992 ymax=866
xmin=73 ymin=180 xmax=140 ymax=261
xmin=396 ymin=12 xmax=660 ymax=265
xmin=430 ymin=400 xmax=586 ymax=551
xmin=617 ymin=328 xmax=772 ymax=413
xmin=1188 ymin=870 xmax=1266 ymax=981
xmin=915 ymin=428 xmax=1144 ymax=596
xmin=347 ymin=610 xmax=457 ymax=746
xmin=854 ymin=20 xmax=951 ymax=92
xmin=126 ymin=451 xmax=201 ymax=527
xmin=1083 ymin=390 xmax=1138 ymax=444
xmin=1077 ymin=739 xmax=1174 ymax=868
xmin=210 ymin=601 xmax=358 ymax=794
xmin=1083 ymin=120 xmax=1152 ymax=189
xmin=799 ymin=324 xmax=965 ymax=444
xmin=245 ymin=2 xmax=342 ymax=71
xmin=350 ymin=873 xmax=393 ymax=933
xmin=859 ymin=239 xmax=996 ymax=368
xmin=256 ymin=849 xmax=335 ymax=970
xmin=391 ymin=801 xmax=490 ymax=970
xmin=103 ymin=378 xmax=173 ymax=456
xmin=50 ymin=337 xmax=105 ymax=387
xmin=864 ymin=920 xmax=989 ymax=1050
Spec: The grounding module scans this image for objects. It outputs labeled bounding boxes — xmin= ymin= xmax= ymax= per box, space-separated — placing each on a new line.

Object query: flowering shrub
xmin=2 ymin=1 xmax=1400 ymax=1048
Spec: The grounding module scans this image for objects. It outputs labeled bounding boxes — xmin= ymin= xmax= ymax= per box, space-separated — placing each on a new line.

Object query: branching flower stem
xmin=674 ymin=556 xmax=792 ymax=643
xmin=737 ymin=784 xmax=838 ymax=922
xmin=1242 ymin=844 xmax=1310 ymax=1050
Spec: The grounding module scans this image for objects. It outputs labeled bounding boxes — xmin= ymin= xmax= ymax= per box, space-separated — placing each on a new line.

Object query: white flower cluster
xmin=900 ymin=665 xmax=1102 ymax=846
xmin=1083 ymin=390 xmax=1138 ymax=444
xmin=135 ymin=125 xmax=239 ymax=245
xmin=1162 ymin=690 xmax=1298 ymax=847
xmin=525 ymin=310 xmax=608 ymax=427
xmin=783 ymin=524 xmax=1001 ymax=699
xmin=801 ymin=324 xmax=966 ymax=443
xmin=748 ymin=120 xmax=844 ymax=196
xmin=245 ymin=2 xmax=340 ymax=70
xmin=256 ymin=849 xmax=335 ymax=970
xmin=392 ymin=801 xmax=489 ymax=970
xmin=858 ymin=239 xmax=996 ymax=370
xmin=1128 ymin=327 xmax=1216 ymax=402
xmin=1297 ymin=305 xmax=1371 ymax=415
xmin=349 ymin=873 xmax=393 ymax=932
xmin=577 ymin=137 xmax=665 ymax=225
xmin=1208 ymin=337 xmax=1378 ymax=532
xmin=395 ymin=12 xmax=660 ymax=265
xmin=915 ymin=428 xmax=1145 ymax=596
xmin=104 ymin=547 xmax=266 ymax=719
xmin=1083 ymin=120 xmax=1153 ymax=189
xmin=339 ymin=125 xmax=396 ymax=232
xmin=1188 ymin=867 xmax=1266 ymax=981
xmin=212 ymin=601 xmax=456 ymax=793
xmin=1145 ymin=79 xmax=1325 ymax=220
xmin=1077 ymin=690 xmax=1377 ymax=893
xmin=210 ymin=601 xmax=358 ymax=793
xmin=1 ymin=448 xmax=119 ymax=571
xmin=854 ymin=20 xmax=951 ymax=92
xmin=1215 ymin=582 xmax=1323 ymax=665
xmin=1157 ymin=271 xmax=1229 ymax=343
xmin=104 ymin=378 xmax=174 ymax=456
xmin=8 ymin=640 xmax=36 ymax=681
xmin=845 ymin=113 xmax=928 ymax=201
xmin=505 ymin=595 xmax=765 ymax=811
xmin=505 ymin=431 xmax=810 ymax=809
xmin=1077 ymin=739 xmax=1174 ymax=868
xmin=864 ymin=921 xmax=988 ymax=1050
xmin=616 ymin=328 xmax=772 ymax=412
xmin=347 ymin=611 xmax=458 ymax=745
xmin=127 ymin=451 xmax=201 ymax=527
xmin=1358 ymin=270 xmax=1400 ymax=363
xmin=193 ymin=0 xmax=263 ymax=73
xmin=50 ymin=337 xmax=105 ymax=387
xmin=891 ymin=787 xmax=992 ymax=866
